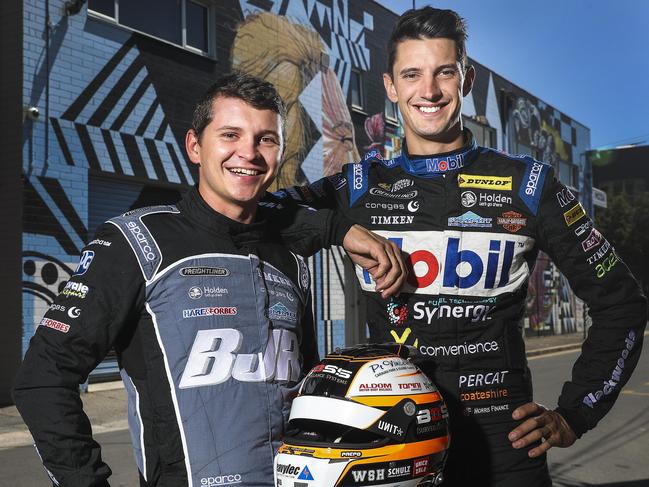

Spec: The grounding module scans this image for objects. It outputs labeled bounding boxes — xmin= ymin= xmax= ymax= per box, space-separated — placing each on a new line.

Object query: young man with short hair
xmin=277 ymin=7 xmax=646 ymax=486
xmin=13 ymin=72 xmax=404 ymax=487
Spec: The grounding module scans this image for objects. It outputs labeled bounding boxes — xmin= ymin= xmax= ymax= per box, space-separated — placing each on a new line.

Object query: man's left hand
xmin=508 ymin=402 xmax=577 ymax=457
xmin=342 ymin=224 xmax=407 ymax=299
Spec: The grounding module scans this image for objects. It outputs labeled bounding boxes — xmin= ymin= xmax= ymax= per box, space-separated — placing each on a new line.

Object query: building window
xmin=558 ymin=161 xmax=573 ymax=186
xmin=88 ymin=0 xmax=213 ymax=56
xmin=462 ymin=116 xmax=497 ymax=149
xmin=384 ymin=96 xmax=398 ymax=125
xmin=350 ymin=69 xmax=365 ymax=112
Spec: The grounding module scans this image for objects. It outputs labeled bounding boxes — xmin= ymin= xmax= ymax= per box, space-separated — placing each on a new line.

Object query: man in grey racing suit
xmin=13 ymin=73 xmax=405 ymax=486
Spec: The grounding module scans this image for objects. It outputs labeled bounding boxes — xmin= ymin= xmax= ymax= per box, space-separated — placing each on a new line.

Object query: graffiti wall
xmin=21 ymin=0 xmax=590 ymax=362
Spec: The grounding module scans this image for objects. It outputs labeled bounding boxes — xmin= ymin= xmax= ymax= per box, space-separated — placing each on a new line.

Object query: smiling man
xmin=274 ymin=7 xmax=647 ymax=487
xmin=13 ymin=73 xmax=405 ymax=487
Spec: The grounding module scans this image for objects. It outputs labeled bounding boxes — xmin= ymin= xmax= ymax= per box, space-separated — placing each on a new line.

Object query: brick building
xmin=0 ymin=0 xmax=592 ymax=405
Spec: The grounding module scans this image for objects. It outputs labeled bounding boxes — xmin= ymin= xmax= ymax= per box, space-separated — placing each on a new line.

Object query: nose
xmin=421 ymin=72 xmax=442 ymax=100
xmin=236 ymin=135 xmax=259 ymax=162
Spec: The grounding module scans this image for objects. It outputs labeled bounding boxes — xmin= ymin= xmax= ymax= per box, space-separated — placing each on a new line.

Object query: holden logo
xmin=188 ymin=287 xmax=203 ymax=299
xmin=461 ymin=191 xmax=477 ymax=207
xmin=407 ymin=200 xmax=420 ymax=212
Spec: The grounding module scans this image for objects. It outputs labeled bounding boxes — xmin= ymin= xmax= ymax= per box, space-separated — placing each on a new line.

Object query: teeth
xmin=229 ymin=167 xmax=261 ymax=176
xmin=418 ymin=106 xmax=441 ymax=113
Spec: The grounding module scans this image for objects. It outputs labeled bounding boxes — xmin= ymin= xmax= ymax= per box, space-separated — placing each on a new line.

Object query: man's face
xmin=185 ymin=96 xmax=283 ymax=222
xmin=383 ymin=37 xmax=474 ymax=154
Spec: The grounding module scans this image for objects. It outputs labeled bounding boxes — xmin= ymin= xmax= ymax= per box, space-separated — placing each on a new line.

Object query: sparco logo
xmin=126 ymin=221 xmax=155 ymax=261
xmin=353 ymin=163 xmax=363 ymax=190
xmin=525 ymin=162 xmax=543 ymax=196
xmin=180 ymin=267 xmax=230 ymax=277
xmin=583 ymin=330 xmax=636 ymax=408
xmin=200 ymin=474 xmax=242 ymax=486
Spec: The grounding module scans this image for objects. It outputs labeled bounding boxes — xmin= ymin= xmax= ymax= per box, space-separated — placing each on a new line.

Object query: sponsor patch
xmin=419 ymin=340 xmax=499 ymax=357
xmin=268 ymin=302 xmax=297 ymax=322
xmin=460 ymin=388 xmax=509 ymax=402
xmin=67 ymin=306 xmax=81 ymax=318
xmin=40 ymin=318 xmax=70 ymax=333
xmin=297 ymin=466 xmax=314 ymax=481
xmin=563 ymin=203 xmax=586 ymax=226
xmin=413 ymin=457 xmax=429 ymax=476
xmin=458 ymin=174 xmax=512 ymax=191
xmin=387 ymin=300 xmax=408 ymax=326
xmin=586 ymin=240 xmax=611 ymax=265
xmin=88 ymin=239 xmax=112 ymax=247
xmin=595 ymin=251 xmax=619 ymax=278
xmin=369 ymin=188 xmax=418 ymax=199
xmin=556 ymin=187 xmax=576 ymax=207
xmin=461 ymin=190 xmax=477 ymax=207
xmin=61 ymin=281 xmax=89 ymax=298
xmin=581 ymin=229 xmax=603 ymax=252
xmin=497 ymin=211 xmax=527 ymax=233
xmin=448 ymin=211 xmax=492 ymax=228
xmin=574 ymin=221 xmax=592 ymax=237
xmin=583 ymin=330 xmax=636 ymax=408
xmin=359 ymin=383 xmax=392 ymax=392
xmin=200 ymin=474 xmax=243 ymax=486
xmin=182 ymin=307 xmax=237 ymax=318
xmin=407 ymin=200 xmax=420 ymax=212
xmin=463 ymin=403 xmax=510 ymax=416
xmin=371 ymin=215 xmax=414 ymax=225
xmin=180 ymin=267 xmax=230 ymax=277
xmin=188 ymin=286 xmax=228 ymax=299
xmin=74 ymin=250 xmax=94 ymax=276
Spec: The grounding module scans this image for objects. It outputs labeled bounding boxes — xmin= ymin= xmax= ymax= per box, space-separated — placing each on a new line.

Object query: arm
xmin=13 ymin=224 xmax=143 ymax=486
xmin=267 ymin=166 xmax=407 ymax=297
xmin=509 ymin=169 xmax=647 ymax=456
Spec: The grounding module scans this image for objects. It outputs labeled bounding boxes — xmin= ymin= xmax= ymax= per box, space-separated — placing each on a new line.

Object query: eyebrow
xmin=398 ymin=63 xmax=458 ymax=76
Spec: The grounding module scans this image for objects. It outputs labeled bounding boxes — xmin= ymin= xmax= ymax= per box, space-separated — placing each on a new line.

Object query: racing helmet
xmin=274 ymin=344 xmax=450 ymax=487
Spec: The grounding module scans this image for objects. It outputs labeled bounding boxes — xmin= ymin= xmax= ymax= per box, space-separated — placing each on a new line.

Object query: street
xmin=1 ymin=346 xmax=647 ymax=486
xmin=531 ymin=347 xmax=649 ymax=486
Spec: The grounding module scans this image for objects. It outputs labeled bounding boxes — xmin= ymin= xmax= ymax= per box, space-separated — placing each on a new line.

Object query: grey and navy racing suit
xmin=13 ymin=187 xmax=348 ymax=487
xmin=274 ymin=130 xmax=647 ymax=486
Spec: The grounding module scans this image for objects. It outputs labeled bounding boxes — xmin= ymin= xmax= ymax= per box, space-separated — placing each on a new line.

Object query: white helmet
xmin=275 ymin=344 xmax=450 ymax=486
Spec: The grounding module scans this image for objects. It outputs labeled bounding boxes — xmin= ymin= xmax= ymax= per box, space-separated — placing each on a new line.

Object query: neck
xmin=406 ymin=124 xmax=465 ymax=156
xmin=197 ymin=187 xmax=256 ymax=224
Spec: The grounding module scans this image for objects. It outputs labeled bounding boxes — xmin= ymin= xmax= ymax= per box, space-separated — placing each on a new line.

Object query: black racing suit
xmin=13 ymin=187 xmax=349 ymax=487
xmin=274 ymin=131 xmax=647 ymax=486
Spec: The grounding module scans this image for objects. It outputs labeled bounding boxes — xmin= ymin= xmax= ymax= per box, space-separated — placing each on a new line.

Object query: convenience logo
xmin=564 ymin=203 xmax=586 ymax=226
xmin=458 ymin=174 xmax=512 ymax=191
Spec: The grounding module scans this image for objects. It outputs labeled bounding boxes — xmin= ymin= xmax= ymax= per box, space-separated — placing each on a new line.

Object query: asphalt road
xmin=530 ymin=347 xmax=649 ymax=487
xmin=2 ymin=347 xmax=647 ymax=486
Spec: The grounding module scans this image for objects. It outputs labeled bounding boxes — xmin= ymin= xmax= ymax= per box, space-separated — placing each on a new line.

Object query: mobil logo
xmin=358 ymin=231 xmax=532 ymax=296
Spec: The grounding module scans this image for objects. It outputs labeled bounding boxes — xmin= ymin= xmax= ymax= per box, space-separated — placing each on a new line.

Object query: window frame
xmin=349 ymin=68 xmax=366 ymax=113
xmin=384 ymin=95 xmax=399 ymax=126
xmin=87 ymin=0 xmax=215 ymax=59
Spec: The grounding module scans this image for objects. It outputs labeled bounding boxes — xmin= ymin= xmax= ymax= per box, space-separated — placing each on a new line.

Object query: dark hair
xmin=387 ymin=6 xmax=468 ymax=76
xmin=192 ymin=71 xmax=287 ymax=141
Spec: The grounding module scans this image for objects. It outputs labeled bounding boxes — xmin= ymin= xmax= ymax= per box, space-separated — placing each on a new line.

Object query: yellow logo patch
xmin=564 ymin=203 xmax=586 ymax=226
xmin=457 ymin=174 xmax=512 ymax=190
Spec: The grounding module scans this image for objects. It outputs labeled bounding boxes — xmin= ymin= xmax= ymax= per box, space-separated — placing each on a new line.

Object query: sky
xmin=375 ymin=0 xmax=649 ymax=150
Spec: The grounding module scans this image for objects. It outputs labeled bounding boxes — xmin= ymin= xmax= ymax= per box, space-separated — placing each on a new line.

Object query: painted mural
xmin=20 ymin=0 xmax=592 ymax=358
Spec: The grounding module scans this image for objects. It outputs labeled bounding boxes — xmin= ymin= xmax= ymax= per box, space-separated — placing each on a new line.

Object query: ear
xmin=462 ymin=65 xmax=476 ymax=97
xmin=185 ymin=129 xmax=202 ymax=165
xmin=383 ymin=73 xmax=398 ymax=103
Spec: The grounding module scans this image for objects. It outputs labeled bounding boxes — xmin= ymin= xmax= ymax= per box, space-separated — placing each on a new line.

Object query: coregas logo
xmin=358 ymin=230 xmax=531 ymax=297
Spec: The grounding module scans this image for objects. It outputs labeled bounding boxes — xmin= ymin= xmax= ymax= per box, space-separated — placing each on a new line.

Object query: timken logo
xmin=458 ymin=174 xmax=512 ymax=191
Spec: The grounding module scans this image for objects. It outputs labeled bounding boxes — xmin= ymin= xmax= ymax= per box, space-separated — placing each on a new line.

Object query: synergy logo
xmin=358 ymin=231 xmax=532 ymax=297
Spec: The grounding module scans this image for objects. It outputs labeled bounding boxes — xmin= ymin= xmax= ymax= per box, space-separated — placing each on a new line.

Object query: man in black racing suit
xmin=273 ymin=7 xmax=647 ymax=487
xmin=13 ymin=73 xmax=404 ymax=487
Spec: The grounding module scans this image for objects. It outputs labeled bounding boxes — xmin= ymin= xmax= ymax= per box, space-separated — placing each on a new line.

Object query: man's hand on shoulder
xmin=342 ymin=224 xmax=407 ymax=299
xmin=508 ymin=402 xmax=577 ymax=457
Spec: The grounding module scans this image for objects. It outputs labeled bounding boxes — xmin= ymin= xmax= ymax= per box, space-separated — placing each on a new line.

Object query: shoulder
xmin=470 ymin=148 xmax=554 ymax=215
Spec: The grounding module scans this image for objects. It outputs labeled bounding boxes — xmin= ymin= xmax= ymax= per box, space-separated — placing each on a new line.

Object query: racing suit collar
xmin=179 ymin=186 xmax=269 ymax=245
xmin=397 ymin=129 xmax=478 ymax=177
